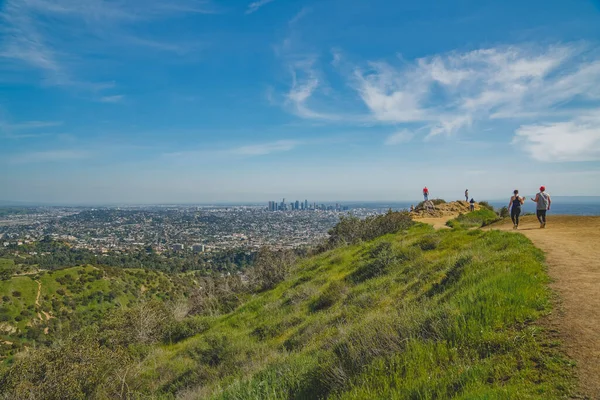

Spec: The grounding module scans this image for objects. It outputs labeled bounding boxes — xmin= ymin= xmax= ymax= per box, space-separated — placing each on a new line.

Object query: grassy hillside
xmin=0 ymin=221 xmax=575 ymax=399
xmin=0 ymin=265 xmax=196 ymax=359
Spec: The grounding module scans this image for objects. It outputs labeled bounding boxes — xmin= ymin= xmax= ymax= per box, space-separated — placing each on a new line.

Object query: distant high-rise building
xmin=295 ymin=200 xmax=300 ymax=210
xmin=305 ymin=200 xmax=308 ymax=210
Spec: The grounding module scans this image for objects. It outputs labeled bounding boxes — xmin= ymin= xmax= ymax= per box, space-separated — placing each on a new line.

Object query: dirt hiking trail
xmin=488 ymin=215 xmax=600 ymax=398
xmin=413 ymin=214 xmax=456 ymax=229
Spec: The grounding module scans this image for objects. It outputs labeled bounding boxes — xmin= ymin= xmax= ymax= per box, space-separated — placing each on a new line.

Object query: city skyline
xmin=2 ymin=0 xmax=600 ymax=203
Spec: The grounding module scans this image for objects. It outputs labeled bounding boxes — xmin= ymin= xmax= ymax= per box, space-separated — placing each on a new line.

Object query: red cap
xmin=539 ymin=186 xmax=545 ymax=191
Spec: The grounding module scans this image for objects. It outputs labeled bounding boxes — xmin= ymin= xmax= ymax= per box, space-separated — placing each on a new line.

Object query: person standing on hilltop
xmin=509 ymin=189 xmax=525 ymax=229
xmin=531 ymin=186 xmax=551 ymax=228
xmin=465 ymin=189 xmax=469 ymax=202
xmin=469 ymin=198 xmax=475 ymax=211
xmin=423 ymin=186 xmax=429 ymax=201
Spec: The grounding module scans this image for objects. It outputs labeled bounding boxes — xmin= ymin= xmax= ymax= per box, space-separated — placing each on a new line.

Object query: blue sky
xmin=1 ymin=0 xmax=600 ymax=204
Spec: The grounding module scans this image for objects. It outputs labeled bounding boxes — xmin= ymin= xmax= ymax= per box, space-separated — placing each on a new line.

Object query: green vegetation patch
xmin=446 ymin=208 xmax=500 ymax=229
xmin=0 ymin=223 xmax=575 ymax=399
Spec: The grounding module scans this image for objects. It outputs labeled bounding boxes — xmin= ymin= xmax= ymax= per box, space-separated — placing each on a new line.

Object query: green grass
xmin=446 ymin=209 xmax=500 ymax=229
xmin=124 ymin=224 xmax=574 ymax=399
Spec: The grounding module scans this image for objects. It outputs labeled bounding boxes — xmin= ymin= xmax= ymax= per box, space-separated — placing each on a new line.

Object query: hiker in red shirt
xmin=423 ymin=187 xmax=429 ymax=201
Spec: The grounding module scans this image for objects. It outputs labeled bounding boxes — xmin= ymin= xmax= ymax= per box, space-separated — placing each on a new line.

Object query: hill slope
xmin=0 ymin=265 xmax=195 ymax=358
xmin=0 ymin=221 xmax=575 ymax=399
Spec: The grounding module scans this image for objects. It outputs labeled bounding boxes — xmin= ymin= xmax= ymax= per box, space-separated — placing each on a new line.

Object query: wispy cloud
xmin=0 ymin=0 xmax=213 ymax=90
xmin=285 ymin=59 xmax=341 ymax=121
xmin=289 ymin=7 xmax=311 ymax=25
xmin=99 ymin=95 xmax=125 ymax=103
xmin=514 ymin=113 xmax=600 ymax=162
xmin=231 ymin=140 xmax=299 ymax=155
xmin=246 ymin=0 xmax=276 ymax=14
xmin=385 ymin=130 xmax=414 ymax=145
xmin=9 ymin=150 xmax=89 ymax=164
xmin=353 ymin=45 xmax=580 ymax=134
xmin=163 ymin=139 xmax=302 ymax=161
xmin=278 ymin=42 xmax=600 ymax=161
xmin=0 ymin=118 xmax=62 ymax=139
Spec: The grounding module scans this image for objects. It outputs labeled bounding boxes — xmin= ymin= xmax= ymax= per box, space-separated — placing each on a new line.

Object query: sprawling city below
xmin=0 ymin=201 xmax=396 ymax=253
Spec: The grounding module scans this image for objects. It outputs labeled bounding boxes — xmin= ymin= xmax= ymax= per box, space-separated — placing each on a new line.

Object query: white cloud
xmin=0 ymin=0 xmax=212 ymax=89
xmin=1 ymin=120 xmax=62 ymax=130
xmin=163 ymin=140 xmax=301 ymax=161
xmin=10 ymin=150 xmax=89 ymax=164
xmin=385 ymin=130 xmax=414 ymax=145
xmin=353 ymin=45 xmax=585 ymax=136
xmin=246 ymin=0 xmax=275 ymax=14
xmin=514 ymin=114 xmax=600 ymax=162
xmin=99 ymin=95 xmax=125 ymax=103
xmin=0 ymin=118 xmax=62 ymax=138
xmin=280 ymin=43 xmax=600 ymax=161
xmin=284 ymin=58 xmax=343 ymax=121
xmin=232 ymin=140 xmax=299 ymax=155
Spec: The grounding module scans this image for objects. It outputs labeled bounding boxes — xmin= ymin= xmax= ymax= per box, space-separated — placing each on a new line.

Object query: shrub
xmin=414 ymin=234 xmax=442 ymax=251
xmin=164 ymin=317 xmax=210 ymax=344
xmin=446 ymin=209 xmax=500 ymax=229
xmin=499 ymin=206 xmax=509 ymax=218
xmin=478 ymin=201 xmax=494 ymax=211
xmin=327 ymin=210 xmax=413 ymax=248
xmin=11 ymin=291 xmax=21 ymax=298
xmin=248 ymin=248 xmax=296 ymax=292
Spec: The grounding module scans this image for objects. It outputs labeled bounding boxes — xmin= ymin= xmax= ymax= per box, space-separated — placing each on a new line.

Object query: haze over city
xmin=2 ymin=0 xmax=600 ymax=204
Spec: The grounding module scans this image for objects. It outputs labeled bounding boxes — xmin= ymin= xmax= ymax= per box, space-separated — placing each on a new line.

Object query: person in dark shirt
xmin=508 ymin=189 xmax=524 ymax=229
xmin=469 ymin=198 xmax=475 ymax=211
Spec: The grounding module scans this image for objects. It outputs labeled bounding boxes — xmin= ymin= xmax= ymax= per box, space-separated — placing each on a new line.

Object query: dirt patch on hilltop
xmin=412 ymin=200 xmax=481 ymax=218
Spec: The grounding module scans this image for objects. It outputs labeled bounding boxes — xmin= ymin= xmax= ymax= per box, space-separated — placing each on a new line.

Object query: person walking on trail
xmin=531 ymin=186 xmax=551 ymax=228
xmin=423 ymin=187 xmax=429 ymax=201
xmin=465 ymin=189 xmax=469 ymax=202
xmin=469 ymin=198 xmax=475 ymax=211
xmin=509 ymin=189 xmax=525 ymax=229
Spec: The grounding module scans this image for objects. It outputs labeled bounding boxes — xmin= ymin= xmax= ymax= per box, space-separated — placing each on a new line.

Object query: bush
xmin=414 ymin=234 xmax=442 ymax=251
xmin=327 ymin=210 xmax=413 ymax=248
xmin=499 ymin=206 xmax=509 ymax=218
xmin=164 ymin=317 xmax=210 ymax=344
xmin=446 ymin=209 xmax=500 ymax=229
xmin=11 ymin=291 xmax=21 ymax=298
xmin=478 ymin=201 xmax=494 ymax=211
xmin=248 ymin=248 xmax=296 ymax=292
xmin=188 ymin=275 xmax=246 ymax=316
